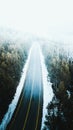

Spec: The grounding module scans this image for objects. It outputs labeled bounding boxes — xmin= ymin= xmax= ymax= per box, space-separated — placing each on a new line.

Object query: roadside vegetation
xmin=0 ymin=40 xmax=29 ymax=122
xmin=42 ymin=43 xmax=73 ymax=130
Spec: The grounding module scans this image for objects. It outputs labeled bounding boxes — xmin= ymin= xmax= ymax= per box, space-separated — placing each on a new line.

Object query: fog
xmin=0 ymin=0 xmax=73 ymax=40
xmin=0 ymin=0 xmax=73 ymax=58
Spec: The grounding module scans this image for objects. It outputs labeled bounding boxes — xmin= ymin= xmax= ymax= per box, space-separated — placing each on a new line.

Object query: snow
xmin=0 ymin=45 xmax=33 ymax=130
xmin=39 ymin=46 xmax=54 ymax=130
xmin=67 ymin=90 xmax=71 ymax=99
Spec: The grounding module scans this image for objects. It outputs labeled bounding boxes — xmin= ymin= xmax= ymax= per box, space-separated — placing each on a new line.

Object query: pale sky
xmin=0 ymin=0 xmax=73 ymax=38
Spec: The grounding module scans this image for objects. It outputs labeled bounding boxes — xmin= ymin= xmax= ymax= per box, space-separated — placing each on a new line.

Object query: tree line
xmin=0 ymin=41 xmax=29 ymax=122
xmin=42 ymin=43 xmax=73 ymax=130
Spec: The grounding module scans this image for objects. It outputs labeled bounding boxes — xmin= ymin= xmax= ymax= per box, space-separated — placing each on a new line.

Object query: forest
xmin=42 ymin=42 xmax=73 ymax=130
xmin=0 ymin=40 xmax=29 ymax=122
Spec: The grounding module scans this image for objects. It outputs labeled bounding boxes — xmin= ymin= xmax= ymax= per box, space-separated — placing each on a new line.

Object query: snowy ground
xmin=0 ymin=45 xmax=33 ymax=130
xmin=39 ymin=46 xmax=54 ymax=130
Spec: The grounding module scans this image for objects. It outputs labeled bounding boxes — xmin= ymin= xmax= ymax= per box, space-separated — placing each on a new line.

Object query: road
xmin=6 ymin=44 xmax=43 ymax=130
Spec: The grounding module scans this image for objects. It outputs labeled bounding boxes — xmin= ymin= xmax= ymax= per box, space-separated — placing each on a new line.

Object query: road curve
xmin=6 ymin=44 xmax=43 ymax=130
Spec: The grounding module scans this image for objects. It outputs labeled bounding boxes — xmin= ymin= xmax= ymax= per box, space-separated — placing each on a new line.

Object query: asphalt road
xmin=6 ymin=45 xmax=43 ymax=130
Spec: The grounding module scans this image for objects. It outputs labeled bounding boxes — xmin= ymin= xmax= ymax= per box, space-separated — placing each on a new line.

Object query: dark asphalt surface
xmin=6 ymin=45 xmax=43 ymax=130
